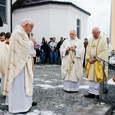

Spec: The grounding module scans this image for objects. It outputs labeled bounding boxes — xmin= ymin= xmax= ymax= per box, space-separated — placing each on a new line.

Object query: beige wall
xmin=111 ymin=0 xmax=115 ymax=50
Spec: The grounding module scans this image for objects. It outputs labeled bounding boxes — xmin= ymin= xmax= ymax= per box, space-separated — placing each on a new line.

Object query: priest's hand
xmin=71 ymin=46 xmax=76 ymax=52
xmin=88 ymin=58 xmax=97 ymax=64
xmin=30 ymin=38 xmax=35 ymax=44
xmin=66 ymin=47 xmax=71 ymax=52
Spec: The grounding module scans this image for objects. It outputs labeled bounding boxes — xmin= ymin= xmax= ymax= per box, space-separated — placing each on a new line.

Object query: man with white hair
xmin=60 ymin=30 xmax=84 ymax=93
xmin=3 ymin=18 xmax=37 ymax=113
xmin=85 ymin=27 xmax=108 ymax=99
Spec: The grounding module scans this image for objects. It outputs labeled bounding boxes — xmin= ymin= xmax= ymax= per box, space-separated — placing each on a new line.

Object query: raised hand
xmin=30 ymin=38 xmax=35 ymax=44
xmin=71 ymin=46 xmax=76 ymax=52
xmin=66 ymin=47 xmax=71 ymax=52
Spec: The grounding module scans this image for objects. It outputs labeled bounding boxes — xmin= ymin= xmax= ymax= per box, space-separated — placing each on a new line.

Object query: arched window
xmin=0 ymin=0 xmax=6 ymax=23
xmin=77 ymin=19 xmax=81 ymax=39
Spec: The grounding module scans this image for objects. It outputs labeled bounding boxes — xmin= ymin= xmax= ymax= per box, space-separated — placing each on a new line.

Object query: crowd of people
xmin=30 ymin=34 xmax=112 ymax=67
xmin=33 ymin=36 xmax=64 ymax=64
xmin=0 ymin=18 xmax=114 ymax=114
xmin=1 ymin=31 xmax=112 ymax=67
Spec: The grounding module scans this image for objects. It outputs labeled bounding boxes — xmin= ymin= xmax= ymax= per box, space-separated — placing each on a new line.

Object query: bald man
xmin=3 ymin=18 xmax=37 ymax=113
xmin=60 ymin=30 xmax=84 ymax=93
xmin=85 ymin=27 xmax=108 ymax=99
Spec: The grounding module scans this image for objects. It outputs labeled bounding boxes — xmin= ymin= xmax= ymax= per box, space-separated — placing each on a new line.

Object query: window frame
xmin=0 ymin=0 xmax=7 ymax=24
xmin=77 ymin=19 xmax=81 ymax=39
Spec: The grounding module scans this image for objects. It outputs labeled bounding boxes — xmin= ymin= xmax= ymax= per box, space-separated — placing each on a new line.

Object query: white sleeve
xmin=75 ymin=41 xmax=85 ymax=58
xmin=29 ymin=41 xmax=36 ymax=55
xmin=62 ymin=49 xmax=67 ymax=57
xmin=109 ymin=44 xmax=112 ymax=53
xmin=75 ymin=49 xmax=81 ymax=57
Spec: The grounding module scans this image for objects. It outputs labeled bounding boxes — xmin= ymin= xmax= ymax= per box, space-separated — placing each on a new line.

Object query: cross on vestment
xmin=92 ymin=44 xmax=96 ymax=49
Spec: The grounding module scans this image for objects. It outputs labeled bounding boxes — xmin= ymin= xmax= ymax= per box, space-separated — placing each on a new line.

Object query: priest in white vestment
xmin=60 ymin=30 xmax=85 ymax=93
xmin=85 ymin=27 xmax=108 ymax=99
xmin=3 ymin=18 xmax=37 ymax=113
xmin=0 ymin=32 xmax=11 ymax=95
xmin=0 ymin=32 xmax=6 ymax=81
xmin=29 ymin=34 xmax=36 ymax=72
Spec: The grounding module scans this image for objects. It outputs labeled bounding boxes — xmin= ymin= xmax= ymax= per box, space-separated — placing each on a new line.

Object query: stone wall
xmin=100 ymin=83 xmax=115 ymax=109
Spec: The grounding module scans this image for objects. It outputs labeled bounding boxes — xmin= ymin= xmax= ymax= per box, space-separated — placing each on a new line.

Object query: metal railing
xmin=94 ymin=56 xmax=115 ymax=94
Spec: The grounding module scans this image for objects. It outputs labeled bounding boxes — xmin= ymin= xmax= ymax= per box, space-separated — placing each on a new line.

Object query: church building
xmin=0 ymin=0 xmax=91 ymax=42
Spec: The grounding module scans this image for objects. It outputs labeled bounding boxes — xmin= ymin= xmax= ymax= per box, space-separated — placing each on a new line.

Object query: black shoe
xmin=63 ymin=89 xmax=79 ymax=93
xmin=32 ymin=101 xmax=37 ymax=106
xmin=63 ymin=89 xmax=71 ymax=93
xmin=17 ymin=108 xmax=31 ymax=114
xmin=18 ymin=111 xmax=29 ymax=114
xmin=1 ymin=95 xmax=6 ymax=100
xmin=69 ymin=91 xmax=79 ymax=93
xmin=84 ymin=93 xmax=95 ymax=98
xmin=95 ymin=95 xmax=99 ymax=99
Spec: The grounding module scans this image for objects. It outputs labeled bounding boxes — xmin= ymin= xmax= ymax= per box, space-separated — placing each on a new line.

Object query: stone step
xmin=81 ymin=104 xmax=113 ymax=115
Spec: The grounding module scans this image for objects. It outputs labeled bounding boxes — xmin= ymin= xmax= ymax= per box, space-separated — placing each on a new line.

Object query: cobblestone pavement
xmin=0 ymin=64 xmax=114 ymax=115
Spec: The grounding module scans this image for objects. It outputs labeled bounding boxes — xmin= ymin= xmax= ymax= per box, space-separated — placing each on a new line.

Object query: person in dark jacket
xmin=47 ymin=38 xmax=53 ymax=63
xmin=40 ymin=37 xmax=45 ymax=63
xmin=44 ymin=40 xmax=49 ymax=63
xmin=83 ymin=38 xmax=88 ymax=67
xmin=57 ymin=37 xmax=64 ymax=64
xmin=40 ymin=37 xmax=48 ymax=64
xmin=49 ymin=37 xmax=58 ymax=64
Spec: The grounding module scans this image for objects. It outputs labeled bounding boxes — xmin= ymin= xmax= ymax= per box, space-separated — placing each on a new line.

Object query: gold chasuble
xmin=0 ymin=43 xmax=8 ymax=75
xmin=85 ymin=36 xmax=108 ymax=83
xmin=60 ymin=38 xmax=84 ymax=82
xmin=3 ymin=25 xmax=33 ymax=96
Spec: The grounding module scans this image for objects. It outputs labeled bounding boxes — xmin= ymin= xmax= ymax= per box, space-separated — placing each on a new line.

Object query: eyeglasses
xmin=92 ymin=31 xmax=99 ymax=35
xmin=28 ymin=24 xmax=33 ymax=30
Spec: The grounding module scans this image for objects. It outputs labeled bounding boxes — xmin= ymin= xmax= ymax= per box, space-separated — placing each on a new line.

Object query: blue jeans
xmin=40 ymin=52 xmax=45 ymax=63
xmin=50 ymin=52 xmax=57 ymax=64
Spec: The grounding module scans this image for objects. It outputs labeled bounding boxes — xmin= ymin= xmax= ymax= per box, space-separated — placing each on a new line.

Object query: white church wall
xmin=13 ymin=3 xmax=89 ymax=43
xmin=68 ymin=5 xmax=89 ymax=41
xmin=0 ymin=0 xmax=11 ymax=33
xmin=49 ymin=4 xmax=69 ymax=40
xmin=13 ymin=4 xmax=51 ymax=43
xmin=48 ymin=4 xmax=89 ymax=41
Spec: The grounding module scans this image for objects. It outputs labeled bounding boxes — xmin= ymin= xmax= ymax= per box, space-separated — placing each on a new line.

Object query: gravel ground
xmin=0 ymin=64 xmax=114 ymax=115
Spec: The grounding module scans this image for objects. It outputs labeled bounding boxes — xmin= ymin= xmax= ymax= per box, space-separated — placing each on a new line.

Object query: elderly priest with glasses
xmin=3 ymin=18 xmax=37 ymax=113
xmin=85 ymin=27 xmax=108 ymax=99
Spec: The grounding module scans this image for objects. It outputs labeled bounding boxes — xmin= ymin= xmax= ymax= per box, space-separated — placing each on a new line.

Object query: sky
xmin=77 ymin=0 xmax=111 ymax=39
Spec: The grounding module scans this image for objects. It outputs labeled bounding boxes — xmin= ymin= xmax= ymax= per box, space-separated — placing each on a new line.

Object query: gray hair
xmin=21 ymin=18 xmax=34 ymax=26
xmin=92 ymin=27 xmax=101 ymax=32
xmin=70 ymin=30 xmax=77 ymax=34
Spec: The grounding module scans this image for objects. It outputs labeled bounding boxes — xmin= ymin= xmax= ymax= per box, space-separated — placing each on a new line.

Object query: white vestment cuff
xmin=29 ymin=41 xmax=36 ymax=56
xmin=62 ymin=49 xmax=66 ymax=57
xmin=75 ymin=49 xmax=81 ymax=57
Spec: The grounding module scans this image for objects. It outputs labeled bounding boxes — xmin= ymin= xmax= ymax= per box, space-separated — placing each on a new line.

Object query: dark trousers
xmin=40 ymin=52 xmax=45 ymax=63
xmin=50 ymin=52 xmax=58 ymax=64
